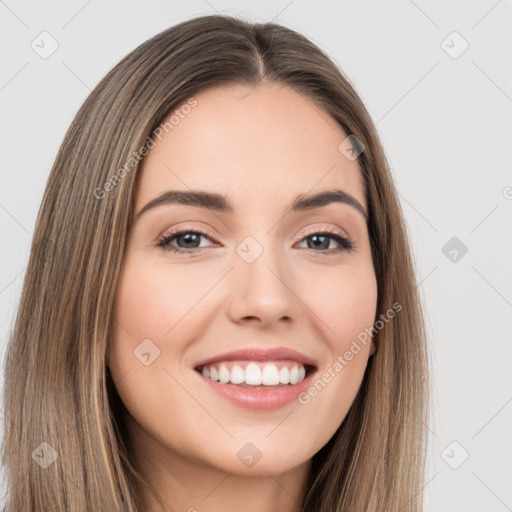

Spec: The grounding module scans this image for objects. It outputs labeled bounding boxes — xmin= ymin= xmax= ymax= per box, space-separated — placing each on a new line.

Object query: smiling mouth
xmin=194 ymin=360 xmax=316 ymax=388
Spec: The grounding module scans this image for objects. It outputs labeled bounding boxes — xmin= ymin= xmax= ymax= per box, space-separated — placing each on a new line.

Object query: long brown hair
xmin=2 ymin=14 xmax=429 ymax=511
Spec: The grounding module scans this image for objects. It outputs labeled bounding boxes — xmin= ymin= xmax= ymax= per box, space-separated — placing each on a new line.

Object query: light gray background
xmin=1 ymin=1 xmax=511 ymax=510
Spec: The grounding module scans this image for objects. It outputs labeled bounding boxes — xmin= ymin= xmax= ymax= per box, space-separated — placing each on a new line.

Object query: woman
xmin=2 ymin=14 xmax=429 ymax=512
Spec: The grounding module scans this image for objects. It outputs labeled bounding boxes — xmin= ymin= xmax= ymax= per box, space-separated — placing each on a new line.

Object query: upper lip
xmin=194 ymin=347 xmax=318 ymax=369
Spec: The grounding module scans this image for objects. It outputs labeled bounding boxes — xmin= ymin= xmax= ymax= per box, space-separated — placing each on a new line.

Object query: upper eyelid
xmin=160 ymin=226 xmax=218 ymax=243
xmin=300 ymin=225 xmax=351 ymax=239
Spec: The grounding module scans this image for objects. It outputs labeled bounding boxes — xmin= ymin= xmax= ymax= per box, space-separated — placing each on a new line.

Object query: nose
xmin=226 ymin=240 xmax=297 ymax=327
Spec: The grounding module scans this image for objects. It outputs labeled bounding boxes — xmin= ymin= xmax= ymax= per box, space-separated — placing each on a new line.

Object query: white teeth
xmin=209 ymin=367 xmax=219 ymax=381
xmin=218 ymin=363 xmax=230 ymax=384
xmin=200 ymin=361 xmax=309 ymax=386
xmin=261 ymin=364 xmax=280 ymax=385
xmin=279 ymin=366 xmax=290 ymax=384
xmin=289 ymin=365 xmax=299 ymax=385
xmin=245 ymin=363 xmax=262 ymax=385
xmin=230 ymin=365 xmax=245 ymax=384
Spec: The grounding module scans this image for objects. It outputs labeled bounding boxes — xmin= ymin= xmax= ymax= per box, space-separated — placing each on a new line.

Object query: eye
xmin=296 ymin=227 xmax=355 ymax=254
xmin=156 ymin=226 xmax=355 ymax=255
xmin=156 ymin=227 xmax=217 ymax=255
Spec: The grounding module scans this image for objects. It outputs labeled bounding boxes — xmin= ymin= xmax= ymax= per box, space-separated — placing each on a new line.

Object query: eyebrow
xmin=135 ymin=188 xmax=368 ymax=221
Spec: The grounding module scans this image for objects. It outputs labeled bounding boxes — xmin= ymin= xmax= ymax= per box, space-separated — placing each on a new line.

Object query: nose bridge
xmin=228 ymin=231 xmax=296 ymax=322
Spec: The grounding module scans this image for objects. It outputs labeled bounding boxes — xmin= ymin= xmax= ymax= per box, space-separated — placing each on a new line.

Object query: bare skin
xmin=107 ymin=81 xmax=378 ymax=512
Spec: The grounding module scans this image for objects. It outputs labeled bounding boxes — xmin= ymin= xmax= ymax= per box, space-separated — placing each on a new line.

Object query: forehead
xmin=136 ymin=82 xmax=366 ymax=213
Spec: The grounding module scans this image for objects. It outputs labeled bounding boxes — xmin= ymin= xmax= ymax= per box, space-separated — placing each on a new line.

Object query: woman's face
xmin=108 ymin=82 xmax=378 ymax=477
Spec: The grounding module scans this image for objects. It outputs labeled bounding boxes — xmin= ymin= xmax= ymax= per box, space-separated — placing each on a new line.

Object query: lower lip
xmin=196 ymin=369 xmax=316 ymax=411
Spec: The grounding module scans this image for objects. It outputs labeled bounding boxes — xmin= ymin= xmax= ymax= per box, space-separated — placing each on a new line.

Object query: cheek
xmin=107 ymin=257 xmax=185 ymax=395
xmin=108 ymin=253 xmax=221 ymax=394
xmin=298 ymin=261 xmax=378 ymax=347
xmin=107 ymin=258 xmax=207 ymax=448
xmin=294 ymin=262 xmax=377 ymax=417
xmin=113 ymin=257 xmax=213 ymax=340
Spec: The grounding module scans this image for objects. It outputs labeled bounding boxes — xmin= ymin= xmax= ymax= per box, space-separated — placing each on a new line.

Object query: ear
xmin=369 ymin=337 xmax=377 ymax=356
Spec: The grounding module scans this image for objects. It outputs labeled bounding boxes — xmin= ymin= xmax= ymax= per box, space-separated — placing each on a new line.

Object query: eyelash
xmin=155 ymin=226 xmax=355 ymax=256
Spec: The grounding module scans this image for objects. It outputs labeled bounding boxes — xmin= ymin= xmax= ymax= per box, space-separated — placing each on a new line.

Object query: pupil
xmin=180 ymin=233 xmax=199 ymax=248
xmin=310 ymin=235 xmax=329 ymax=250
